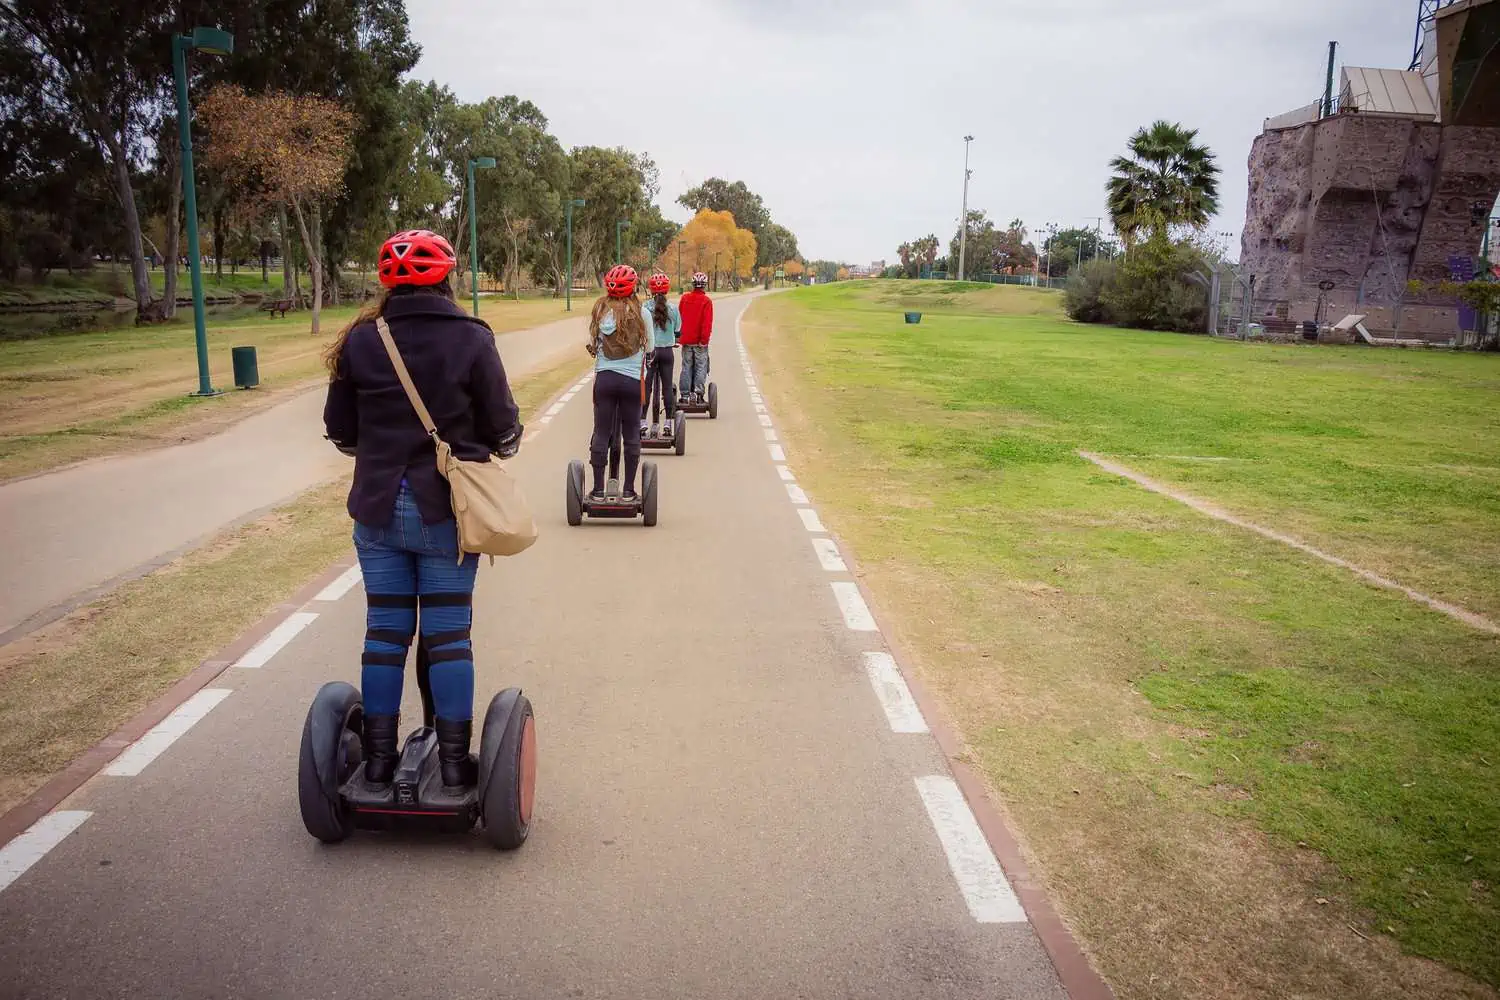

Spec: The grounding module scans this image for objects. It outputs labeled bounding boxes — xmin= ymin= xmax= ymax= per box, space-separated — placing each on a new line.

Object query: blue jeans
xmin=354 ymin=484 xmax=479 ymax=721
xmin=679 ymin=344 xmax=709 ymax=395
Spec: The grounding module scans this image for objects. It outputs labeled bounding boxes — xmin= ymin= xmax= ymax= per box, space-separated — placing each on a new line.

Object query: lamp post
xmin=677 ymin=240 xmax=685 ymax=289
xmin=616 ymin=219 xmax=630 ymax=265
xmin=713 ymin=251 xmax=721 ymax=292
xmin=466 ymin=156 xmax=496 ymax=316
xmin=957 ymin=134 xmax=974 ymax=283
xmin=172 ymin=26 xmax=234 ymax=397
xmin=647 ymin=237 xmax=657 ymax=278
xmin=565 ymin=198 xmax=586 ymax=312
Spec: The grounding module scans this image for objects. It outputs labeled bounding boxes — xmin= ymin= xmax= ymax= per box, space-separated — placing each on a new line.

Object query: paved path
xmin=0 ymin=314 xmax=588 ymax=642
xmin=0 ymin=294 xmax=1070 ymax=999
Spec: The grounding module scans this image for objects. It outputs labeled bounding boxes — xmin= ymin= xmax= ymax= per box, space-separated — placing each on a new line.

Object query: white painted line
xmin=764 ymin=428 xmax=778 ymax=442
xmin=573 ymin=378 xmax=590 ymax=390
xmin=831 ymin=582 xmax=878 ymax=631
xmin=769 ymin=444 xmax=786 ymax=462
xmin=105 ymin=688 xmax=234 ymax=777
xmin=786 ymin=483 xmax=809 ymax=504
xmin=750 ymin=393 xmax=763 ymax=403
xmin=545 ymin=402 xmax=565 ymax=417
xmin=863 ymin=653 xmax=929 ymax=733
xmin=560 ymin=392 xmax=576 ymax=402
xmin=758 ymin=414 xmax=773 ymax=427
xmin=234 ymin=611 xmax=319 ymax=669
xmin=797 ymin=508 xmax=826 ymax=533
xmin=776 ymin=465 xmax=795 ymax=481
xmin=812 ymin=537 xmax=847 ymax=572
xmin=755 ymin=404 xmax=767 ymax=414
xmin=313 ymin=566 xmax=362 ymax=602
xmin=0 ymin=811 xmax=91 ymax=895
xmin=915 ymin=776 xmax=1027 ymax=923
xmin=538 ymin=416 xmax=552 ymax=425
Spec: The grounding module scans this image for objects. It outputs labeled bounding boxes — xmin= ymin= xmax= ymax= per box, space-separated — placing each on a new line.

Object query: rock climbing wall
xmin=1240 ymin=116 xmax=1499 ymax=340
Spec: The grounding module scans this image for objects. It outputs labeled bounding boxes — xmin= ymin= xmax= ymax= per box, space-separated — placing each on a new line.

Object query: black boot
xmin=363 ymin=714 xmax=400 ymax=786
xmin=435 ymin=717 xmax=477 ymax=789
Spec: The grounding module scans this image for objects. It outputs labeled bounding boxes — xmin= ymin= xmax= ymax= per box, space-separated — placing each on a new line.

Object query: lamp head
xmin=190 ymin=27 xmax=234 ymax=55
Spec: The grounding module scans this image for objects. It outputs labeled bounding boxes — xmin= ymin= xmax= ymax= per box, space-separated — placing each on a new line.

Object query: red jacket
xmin=678 ymin=290 xmax=713 ymax=345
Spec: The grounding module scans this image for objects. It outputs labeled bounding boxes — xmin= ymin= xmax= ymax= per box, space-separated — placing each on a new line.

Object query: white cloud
xmin=407 ymin=0 xmax=1417 ymax=262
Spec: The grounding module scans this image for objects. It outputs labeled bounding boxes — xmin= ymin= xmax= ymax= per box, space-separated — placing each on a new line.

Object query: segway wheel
xmin=673 ymin=412 xmax=687 ymax=456
xmin=642 ymin=461 xmax=659 ymax=527
xmin=707 ymin=383 xmax=719 ymax=420
xmin=298 ymin=681 xmax=362 ymax=844
xmin=565 ymin=459 xmax=584 ymax=526
xmin=478 ymin=689 xmax=537 ymax=851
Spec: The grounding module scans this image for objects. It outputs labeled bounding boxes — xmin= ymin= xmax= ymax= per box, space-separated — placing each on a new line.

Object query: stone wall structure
xmin=1237 ymin=0 xmax=1500 ymax=342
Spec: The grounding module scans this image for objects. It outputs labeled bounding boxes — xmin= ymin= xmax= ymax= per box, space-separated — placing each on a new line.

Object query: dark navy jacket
xmin=323 ymin=292 xmax=521 ymax=528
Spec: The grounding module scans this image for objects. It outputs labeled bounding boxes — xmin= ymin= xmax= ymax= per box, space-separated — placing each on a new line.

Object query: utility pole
xmin=957 ymin=135 xmax=974 ymax=282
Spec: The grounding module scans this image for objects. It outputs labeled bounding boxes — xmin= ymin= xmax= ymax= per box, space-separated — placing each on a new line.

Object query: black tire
xmin=707 ymin=382 xmax=719 ymax=420
xmin=566 ymin=459 xmax=584 ymax=526
xmin=674 ymin=412 xmax=686 ymax=456
xmin=298 ymin=681 xmax=362 ymax=844
xmin=642 ymin=462 xmax=659 ymax=527
xmin=479 ymin=690 xmax=536 ymax=851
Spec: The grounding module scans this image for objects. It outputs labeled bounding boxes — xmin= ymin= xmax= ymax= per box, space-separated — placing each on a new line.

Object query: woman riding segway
xmin=586 ymin=265 xmax=649 ymax=502
xmin=641 ymin=271 xmax=682 ymax=439
xmin=322 ymin=228 xmax=522 ymax=792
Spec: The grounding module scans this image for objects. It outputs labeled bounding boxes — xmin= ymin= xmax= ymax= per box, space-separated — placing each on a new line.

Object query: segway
xmin=297 ymin=637 xmax=537 ymax=850
xmin=565 ymin=456 xmax=658 ymax=526
xmin=639 ymin=352 xmax=686 ymax=456
xmin=677 ymin=354 xmax=718 ymax=420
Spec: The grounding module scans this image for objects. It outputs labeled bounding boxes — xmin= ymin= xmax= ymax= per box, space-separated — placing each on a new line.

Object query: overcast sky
xmin=407 ymin=0 xmax=1417 ymax=264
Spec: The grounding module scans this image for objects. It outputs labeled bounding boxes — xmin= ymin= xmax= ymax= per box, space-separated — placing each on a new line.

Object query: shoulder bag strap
xmin=375 ymin=316 xmax=439 ymax=440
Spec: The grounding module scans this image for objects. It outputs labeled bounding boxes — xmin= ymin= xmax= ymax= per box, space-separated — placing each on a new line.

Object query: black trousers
xmin=642 ymin=347 xmax=676 ymax=422
xmin=591 ymin=369 xmax=642 ymax=491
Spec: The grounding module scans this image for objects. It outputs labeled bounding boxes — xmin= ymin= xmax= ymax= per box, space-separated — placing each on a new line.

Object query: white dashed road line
xmin=812 ymin=537 xmax=847 ymax=572
xmin=233 ymin=611 xmax=319 ymax=669
xmin=915 ymin=776 xmax=1027 ymax=923
xmin=0 ymin=811 xmax=91 ymax=896
xmin=313 ymin=566 xmax=362 ymax=602
xmin=105 ymin=688 xmax=234 ymax=777
xmin=785 ymin=484 xmax=809 ymax=504
xmin=863 ymin=653 xmax=929 ymax=734
xmin=830 ymin=582 xmax=878 ymax=631
xmin=768 ymin=444 xmax=786 ymax=462
xmin=796 ymin=508 xmax=825 ymax=533
xmin=776 ymin=465 xmax=795 ymax=481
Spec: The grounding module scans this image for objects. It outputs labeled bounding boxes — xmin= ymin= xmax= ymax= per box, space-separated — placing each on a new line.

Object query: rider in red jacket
xmin=677 ymin=272 xmax=713 ymax=401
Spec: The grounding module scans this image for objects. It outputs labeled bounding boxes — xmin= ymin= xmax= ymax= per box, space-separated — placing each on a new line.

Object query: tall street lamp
xmin=467 ymin=156 xmax=496 ymax=317
xmin=677 ymin=240 xmax=685 ymax=289
xmin=172 ymin=26 xmax=234 ymax=397
xmin=616 ymin=219 xmax=630 ymax=265
xmin=565 ymin=198 xmax=586 ymax=312
xmin=713 ymin=251 xmax=721 ymax=292
xmin=957 ymin=134 xmax=974 ymax=283
xmin=647 ymin=237 xmax=657 ymax=277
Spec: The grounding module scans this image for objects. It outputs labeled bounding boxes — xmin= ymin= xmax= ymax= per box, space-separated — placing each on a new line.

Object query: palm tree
xmin=1106 ymin=121 xmax=1220 ymax=245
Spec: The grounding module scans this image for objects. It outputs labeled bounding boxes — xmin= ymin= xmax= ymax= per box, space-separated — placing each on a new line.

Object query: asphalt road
xmin=0 ymin=313 xmax=588 ymax=643
xmin=0 ymin=293 xmax=1069 ymax=999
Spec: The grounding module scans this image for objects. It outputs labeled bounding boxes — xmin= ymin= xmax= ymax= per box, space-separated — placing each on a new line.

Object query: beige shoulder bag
xmin=376 ymin=317 xmax=538 ymax=560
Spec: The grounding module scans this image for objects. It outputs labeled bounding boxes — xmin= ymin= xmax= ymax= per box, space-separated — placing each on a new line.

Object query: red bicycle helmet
xmin=378 ymin=230 xmax=457 ymax=288
xmin=605 ymin=264 xmax=638 ymax=298
xmin=691 ymin=271 xmax=708 ymax=288
xmin=647 ymin=271 xmax=670 ymax=295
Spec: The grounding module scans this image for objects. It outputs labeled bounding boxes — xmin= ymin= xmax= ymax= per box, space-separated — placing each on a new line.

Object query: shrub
xmin=1063 ymin=258 xmax=1117 ymax=323
xmin=1099 ymin=236 xmax=1208 ymax=333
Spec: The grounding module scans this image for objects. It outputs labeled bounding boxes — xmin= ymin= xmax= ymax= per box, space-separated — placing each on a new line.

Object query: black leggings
xmin=591 ymin=370 xmax=642 ymax=492
xmin=642 ymin=347 xmax=676 ymax=422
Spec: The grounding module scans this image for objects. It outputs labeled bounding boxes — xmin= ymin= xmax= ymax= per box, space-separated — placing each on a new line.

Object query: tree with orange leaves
xmin=658 ymin=209 xmax=757 ymax=290
xmin=199 ymin=85 xmax=356 ymax=335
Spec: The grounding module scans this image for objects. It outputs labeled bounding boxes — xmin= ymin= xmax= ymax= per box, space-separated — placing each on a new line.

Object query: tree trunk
xmin=261 ymin=239 xmax=268 ymax=284
xmin=327 ymin=246 xmax=340 ymax=306
xmin=213 ymin=201 xmax=225 ymax=280
xmin=110 ymin=147 xmax=155 ymax=321
xmin=278 ymin=205 xmax=294 ymax=297
xmin=289 ymin=196 xmax=324 ymax=336
xmin=161 ymin=143 xmax=184 ymax=320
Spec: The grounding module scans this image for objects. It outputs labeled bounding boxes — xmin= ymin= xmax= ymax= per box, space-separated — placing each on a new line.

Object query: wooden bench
xmin=259 ymin=298 xmax=296 ymax=318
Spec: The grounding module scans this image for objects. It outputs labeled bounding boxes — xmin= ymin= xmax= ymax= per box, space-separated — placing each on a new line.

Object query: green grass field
xmin=748 ymin=281 xmax=1500 ymax=999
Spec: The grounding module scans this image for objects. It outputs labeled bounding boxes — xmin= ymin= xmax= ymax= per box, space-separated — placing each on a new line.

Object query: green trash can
xmin=904 ymin=311 xmax=922 ymax=324
xmin=231 ymin=346 xmax=260 ymax=389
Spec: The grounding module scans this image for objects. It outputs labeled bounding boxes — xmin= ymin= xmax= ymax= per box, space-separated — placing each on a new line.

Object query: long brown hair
xmin=323 ymin=277 xmax=455 ymax=378
xmin=588 ymin=293 xmax=647 ymax=354
xmin=651 ymin=292 xmax=668 ymax=331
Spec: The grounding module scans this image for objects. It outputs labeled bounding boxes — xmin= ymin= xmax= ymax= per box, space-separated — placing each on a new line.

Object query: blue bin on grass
xmin=231 ymin=346 xmax=260 ymax=389
xmin=904 ymin=312 xmax=922 ymax=324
